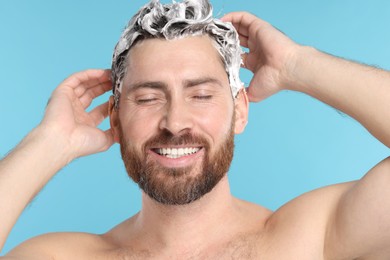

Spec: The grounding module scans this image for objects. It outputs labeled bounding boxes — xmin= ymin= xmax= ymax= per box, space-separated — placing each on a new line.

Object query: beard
xmin=118 ymin=119 xmax=235 ymax=205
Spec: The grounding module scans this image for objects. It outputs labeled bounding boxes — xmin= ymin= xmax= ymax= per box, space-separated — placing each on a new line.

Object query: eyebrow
xmin=125 ymin=76 xmax=224 ymax=92
xmin=184 ymin=77 xmax=224 ymax=89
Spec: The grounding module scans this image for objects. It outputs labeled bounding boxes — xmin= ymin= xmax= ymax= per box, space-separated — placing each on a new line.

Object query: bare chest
xmin=100 ymin=234 xmax=324 ymax=260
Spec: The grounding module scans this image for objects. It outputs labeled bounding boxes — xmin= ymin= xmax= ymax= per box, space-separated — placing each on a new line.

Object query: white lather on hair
xmin=111 ymin=0 xmax=243 ymax=108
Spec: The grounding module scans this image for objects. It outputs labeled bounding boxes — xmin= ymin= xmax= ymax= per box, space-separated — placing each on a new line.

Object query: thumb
xmin=245 ymin=79 xmax=270 ymax=103
xmin=244 ymin=86 xmax=255 ymax=102
xmin=245 ymin=83 xmax=264 ymax=103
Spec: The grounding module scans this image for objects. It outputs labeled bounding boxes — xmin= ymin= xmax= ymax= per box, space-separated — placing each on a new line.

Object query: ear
xmin=234 ymin=89 xmax=249 ymax=134
xmin=109 ymin=95 xmax=120 ymax=143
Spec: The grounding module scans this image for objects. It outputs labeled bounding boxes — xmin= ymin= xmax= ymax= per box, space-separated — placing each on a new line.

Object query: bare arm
xmin=287 ymin=47 xmax=390 ymax=148
xmin=0 ymin=69 xmax=114 ymax=253
xmin=222 ymin=12 xmax=390 ymax=148
xmin=223 ymin=12 xmax=390 ymax=259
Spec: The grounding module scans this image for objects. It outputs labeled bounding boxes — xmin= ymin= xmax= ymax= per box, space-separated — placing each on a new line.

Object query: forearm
xmin=285 ymin=46 xmax=390 ymax=147
xmin=0 ymin=126 xmax=70 ymax=252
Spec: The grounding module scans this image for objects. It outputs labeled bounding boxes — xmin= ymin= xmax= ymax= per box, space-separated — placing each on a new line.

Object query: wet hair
xmin=111 ymin=0 xmax=243 ymax=108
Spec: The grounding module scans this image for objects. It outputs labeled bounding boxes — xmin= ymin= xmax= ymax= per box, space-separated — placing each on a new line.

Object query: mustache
xmin=143 ymin=129 xmax=210 ymax=151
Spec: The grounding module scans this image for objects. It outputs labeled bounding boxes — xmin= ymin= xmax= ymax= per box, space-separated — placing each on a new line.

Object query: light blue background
xmin=1 ymin=0 xmax=389 ymax=254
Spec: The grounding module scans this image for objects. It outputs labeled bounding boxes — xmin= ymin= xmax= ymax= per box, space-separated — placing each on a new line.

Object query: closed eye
xmin=136 ymin=98 xmax=158 ymax=104
xmin=193 ymin=95 xmax=212 ymax=100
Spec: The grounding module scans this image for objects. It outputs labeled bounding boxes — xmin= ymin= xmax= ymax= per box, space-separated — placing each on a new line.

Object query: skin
xmin=1 ymin=11 xmax=390 ymax=259
xmin=113 ymin=37 xmax=239 ymax=171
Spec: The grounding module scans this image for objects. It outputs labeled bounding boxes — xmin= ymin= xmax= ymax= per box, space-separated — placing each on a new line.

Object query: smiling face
xmin=110 ymin=36 xmax=248 ymax=205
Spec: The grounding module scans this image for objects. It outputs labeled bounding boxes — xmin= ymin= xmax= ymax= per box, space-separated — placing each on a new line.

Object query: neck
xmin=132 ymin=176 xmax=241 ymax=251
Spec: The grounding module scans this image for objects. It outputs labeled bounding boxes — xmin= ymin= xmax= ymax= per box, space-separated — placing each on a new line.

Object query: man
xmin=1 ymin=0 xmax=389 ymax=259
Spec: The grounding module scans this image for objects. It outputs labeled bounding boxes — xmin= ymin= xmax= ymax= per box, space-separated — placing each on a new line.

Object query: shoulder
xmin=4 ymin=232 xmax=114 ymax=260
xmin=263 ymin=181 xmax=355 ymax=257
xmin=267 ymin=181 xmax=355 ymax=227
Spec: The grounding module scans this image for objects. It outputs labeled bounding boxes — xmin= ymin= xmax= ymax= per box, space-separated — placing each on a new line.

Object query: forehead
xmin=122 ymin=36 xmax=228 ymax=87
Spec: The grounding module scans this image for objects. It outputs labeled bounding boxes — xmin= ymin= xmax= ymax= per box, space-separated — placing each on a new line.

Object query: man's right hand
xmin=40 ymin=69 xmax=114 ymax=161
xmin=0 ymin=69 xmax=114 ymax=252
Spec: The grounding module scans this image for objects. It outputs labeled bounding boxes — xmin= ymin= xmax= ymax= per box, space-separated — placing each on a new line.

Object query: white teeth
xmin=156 ymin=147 xmax=200 ymax=159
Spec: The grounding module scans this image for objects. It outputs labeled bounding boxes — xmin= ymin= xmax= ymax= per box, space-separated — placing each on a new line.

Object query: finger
xmin=238 ymin=33 xmax=249 ymax=48
xmin=75 ymin=80 xmax=112 ymax=99
xmin=101 ymin=129 xmax=115 ymax=150
xmin=77 ymin=70 xmax=111 ymax=93
xmin=79 ymin=85 xmax=111 ymax=109
xmin=79 ymin=128 xmax=115 ymax=157
xmin=61 ymin=69 xmax=111 ymax=90
xmin=222 ymin=11 xmax=265 ymax=27
xmin=222 ymin=12 xmax=257 ymax=35
xmin=222 ymin=12 xmax=268 ymax=39
xmin=245 ymin=86 xmax=257 ymax=103
xmin=89 ymin=101 xmax=109 ymax=126
xmin=77 ymin=70 xmax=112 ymax=91
xmin=241 ymin=52 xmax=248 ymax=68
xmin=78 ymin=81 xmax=112 ymax=109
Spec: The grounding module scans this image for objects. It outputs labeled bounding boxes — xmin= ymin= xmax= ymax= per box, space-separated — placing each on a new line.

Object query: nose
xmin=159 ymin=99 xmax=194 ymax=135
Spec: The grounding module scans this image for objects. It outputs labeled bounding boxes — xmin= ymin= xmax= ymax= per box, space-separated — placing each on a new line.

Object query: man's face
xmin=112 ymin=36 xmax=241 ymax=205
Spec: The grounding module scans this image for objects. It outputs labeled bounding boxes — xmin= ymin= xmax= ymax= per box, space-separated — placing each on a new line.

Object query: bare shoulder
xmin=269 ymin=181 xmax=356 ymax=223
xmin=263 ymin=181 xmax=356 ymax=257
xmin=4 ymin=232 xmax=114 ymax=260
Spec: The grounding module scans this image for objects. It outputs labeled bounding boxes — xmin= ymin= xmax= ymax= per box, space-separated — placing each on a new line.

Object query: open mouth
xmin=152 ymin=147 xmax=202 ymax=159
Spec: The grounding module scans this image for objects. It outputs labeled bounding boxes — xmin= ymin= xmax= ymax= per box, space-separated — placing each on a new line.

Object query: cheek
xmin=118 ymin=108 xmax=161 ymax=146
xmin=195 ymin=104 xmax=234 ymax=142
